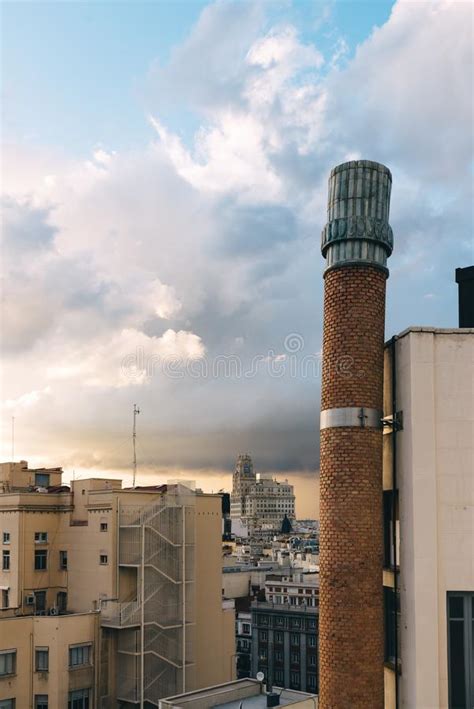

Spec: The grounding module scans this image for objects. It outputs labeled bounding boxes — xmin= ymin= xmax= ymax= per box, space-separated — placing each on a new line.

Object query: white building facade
xmin=383 ymin=327 xmax=474 ymax=709
xmin=231 ymin=456 xmax=295 ymax=534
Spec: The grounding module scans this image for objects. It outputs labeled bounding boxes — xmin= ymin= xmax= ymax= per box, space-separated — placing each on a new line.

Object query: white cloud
xmin=1 ymin=0 xmax=471 ymax=475
xmin=4 ymin=387 xmax=51 ymax=411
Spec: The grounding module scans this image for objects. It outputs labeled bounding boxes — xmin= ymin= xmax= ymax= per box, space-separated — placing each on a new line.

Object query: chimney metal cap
xmin=321 ymin=159 xmax=394 ymax=275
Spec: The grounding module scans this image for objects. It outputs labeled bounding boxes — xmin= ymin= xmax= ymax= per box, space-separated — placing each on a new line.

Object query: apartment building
xmin=0 ymin=462 xmax=235 ymax=708
xmin=235 ymin=611 xmax=252 ymax=679
xmin=231 ymin=456 xmax=295 ymax=536
xmin=265 ymin=574 xmax=318 ymax=609
xmin=382 ymin=322 xmax=474 ymax=707
xmin=251 ymin=574 xmax=318 ymax=695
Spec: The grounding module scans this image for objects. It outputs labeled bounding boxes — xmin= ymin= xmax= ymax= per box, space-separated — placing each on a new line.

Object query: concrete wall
xmin=222 ymin=571 xmax=251 ymax=599
xmin=383 ymin=329 xmax=474 ymax=708
xmin=0 ymin=611 xmax=100 ymax=707
xmin=194 ymin=495 xmax=236 ymax=689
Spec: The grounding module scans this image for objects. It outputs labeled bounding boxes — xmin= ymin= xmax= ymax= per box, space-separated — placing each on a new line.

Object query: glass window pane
xmin=449 ymin=596 xmax=464 ymax=619
xmin=449 ymin=619 xmax=466 ymax=707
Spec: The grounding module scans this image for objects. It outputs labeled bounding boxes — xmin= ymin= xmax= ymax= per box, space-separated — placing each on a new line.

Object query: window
xmin=0 ymin=700 xmax=15 ymax=709
xmin=384 ymin=587 xmax=400 ymax=665
xmin=99 ymin=554 xmax=108 ymax=565
xmin=308 ymin=618 xmax=316 ymax=630
xmin=35 ymin=473 xmax=50 ymax=488
xmin=59 ymin=551 xmax=68 ymax=570
xmin=291 ymin=633 xmax=299 ymax=646
xmin=308 ymin=653 xmax=317 ymax=667
xmin=68 ymin=689 xmax=90 ymax=709
xmin=2 ymin=550 xmax=10 ymax=571
xmin=69 ymin=644 xmax=92 ymax=668
xmin=100 ymin=522 xmax=108 ymax=532
xmin=259 ymin=630 xmax=267 ymax=641
xmin=275 ymin=670 xmax=284 ymax=684
xmin=35 ymin=591 xmax=46 ymax=612
xmin=275 ymin=650 xmax=283 ymax=662
xmin=291 ymin=652 xmax=300 ymax=664
xmin=34 ymin=532 xmax=48 ymax=544
xmin=290 ymin=671 xmax=300 ymax=688
xmin=275 ymin=631 xmax=283 ymax=643
xmin=291 ymin=618 xmax=301 ymax=629
xmin=34 ymin=698 xmax=48 ymax=709
xmin=35 ymin=648 xmax=49 ymax=672
xmin=0 ymin=651 xmax=16 ymax=676
xmin=447 ymin=592 xmax=474 ymax=708
xmin=383 ymin=491 xmax=399 ymax=568
xmin=242 ymin=623 xmax=251 ymax=635
xmin=57 ymin=591 xmax=67 ymax=612
xmin=2 ymin=590 xmax=9 ymax=608
xmin=307 ymin=674 xmax=317 ymax=690
xmin=35 ymin=550 xmax=47 ymax=570
xmin=307 ymin=634 xmax=316 ymax=647
xmin=3 ymin=532 xmax=10 ymax=544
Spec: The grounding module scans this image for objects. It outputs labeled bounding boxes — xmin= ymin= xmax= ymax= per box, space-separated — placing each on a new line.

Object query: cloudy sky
xmin=1 ymin=0 xmax=472 ymax=517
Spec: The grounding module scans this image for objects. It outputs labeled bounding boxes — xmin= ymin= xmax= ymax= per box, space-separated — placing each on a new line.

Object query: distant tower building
xmin=319 ymin=161 xmax=394 ymax=707
xmin=230 ymin=455 xmax=295 ymax=534
xmin=230 ymin=454 xmax=256 ymax=519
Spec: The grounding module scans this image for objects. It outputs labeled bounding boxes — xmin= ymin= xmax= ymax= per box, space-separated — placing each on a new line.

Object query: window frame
xmin=447 ymin=591 xmax=474 ymax=709
xmin=0 ymin=650 xmax=17 ymax=677
xmin=67 ymin=688 xmax=91 ymax=709
xmin=2 ymin=550 xmax=10 ymax=571
xmin=34 ymin=549 xmax=48 ymax=571
xmin=34 ymin=532 xmax=48 ymax=544
xmin=2 ymin=532 xmax=10 ymax=545
xmin=35 ymin=647 xmax=49 ymax=672
xmin=34 ymin=697 xmax=48 ymax=709
xmin=69 ymin=643 xmax=92 ymax=669
xmin=99 ymin=554 xmax=108 ymax=565
xmin=59 ymin=550 xmax=68 ymax=570
xmin=34 ymin=473 xmax=50 ymax=488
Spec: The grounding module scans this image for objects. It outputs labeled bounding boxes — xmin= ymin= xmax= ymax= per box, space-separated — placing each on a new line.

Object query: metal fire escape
xmin=102 ymin=485 xmax=196 ymax=707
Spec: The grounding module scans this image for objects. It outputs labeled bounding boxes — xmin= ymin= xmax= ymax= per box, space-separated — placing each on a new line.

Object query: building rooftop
xmin=160 ymin=679 xmax=317 ymax=709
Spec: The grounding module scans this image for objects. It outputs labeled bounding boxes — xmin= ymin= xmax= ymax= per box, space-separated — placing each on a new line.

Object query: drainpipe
xmin=391 ymin=335 xmax=399 ymax=709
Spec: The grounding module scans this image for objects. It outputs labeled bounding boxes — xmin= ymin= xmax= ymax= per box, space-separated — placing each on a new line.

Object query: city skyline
xmin=1 ymin=0 xmax=472 ymax=511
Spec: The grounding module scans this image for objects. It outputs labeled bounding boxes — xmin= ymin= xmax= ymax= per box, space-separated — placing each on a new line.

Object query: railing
xmin=101 ymin=599 xmax=140 ymax=627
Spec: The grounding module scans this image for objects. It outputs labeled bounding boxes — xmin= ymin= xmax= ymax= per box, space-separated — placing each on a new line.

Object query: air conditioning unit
xmin=25 ymin=594 xmax=35 ymax=605
xmin=49 ymin=606 xmax=59 ymax=616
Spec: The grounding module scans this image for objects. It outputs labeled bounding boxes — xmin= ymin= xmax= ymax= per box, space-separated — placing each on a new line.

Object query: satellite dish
xmin=256 ymin=671 xmax=265 ymax=682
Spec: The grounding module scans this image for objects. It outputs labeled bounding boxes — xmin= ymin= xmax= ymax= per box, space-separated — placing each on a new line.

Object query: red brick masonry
xmin=319 ymin=265 xmax=386 ymax=709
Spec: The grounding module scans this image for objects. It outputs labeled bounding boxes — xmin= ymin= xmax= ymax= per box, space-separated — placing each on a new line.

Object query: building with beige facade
xmin=0 ymin=462 xmax=235 ymax=708
xmin=382 ymin=326 xmax=474 ymax=709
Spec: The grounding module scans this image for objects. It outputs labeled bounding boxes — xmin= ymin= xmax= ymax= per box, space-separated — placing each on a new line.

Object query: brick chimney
xmin=319 ymin=161 xmax=394 ymax=708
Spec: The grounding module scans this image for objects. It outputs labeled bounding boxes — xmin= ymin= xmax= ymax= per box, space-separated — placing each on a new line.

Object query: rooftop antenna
xmin=132 ymin=404 xmax=140 ymax=488
xmin=11 ymin=416 xmax=15 ymax=461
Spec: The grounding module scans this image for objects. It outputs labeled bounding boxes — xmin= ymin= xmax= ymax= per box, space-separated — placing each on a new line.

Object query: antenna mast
xmin=132 ymin=404 xmax=140 ymax=488
xmin=11 ymin=416 xmax=15 ymax=461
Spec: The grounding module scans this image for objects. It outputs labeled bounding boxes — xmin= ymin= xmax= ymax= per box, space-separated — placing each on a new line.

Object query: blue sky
xmin=3 ymin=0 xmax=395 ymax=153
xmin=1 ymin=0 xmax=472 ymax=515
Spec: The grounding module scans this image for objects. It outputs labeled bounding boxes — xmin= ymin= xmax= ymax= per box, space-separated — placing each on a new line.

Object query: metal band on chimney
xmin=320 ymin=407 xmax=382 ymax=430
xmin=321 ymin=160 xmax=394 ymax=275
